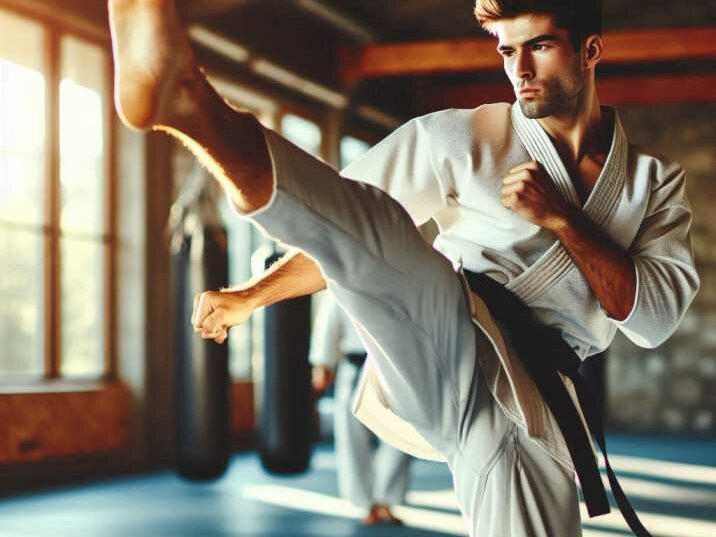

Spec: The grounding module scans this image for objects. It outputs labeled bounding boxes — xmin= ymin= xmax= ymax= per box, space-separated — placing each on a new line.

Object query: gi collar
xmin=506 ymin=102 xmax=629 ymax=304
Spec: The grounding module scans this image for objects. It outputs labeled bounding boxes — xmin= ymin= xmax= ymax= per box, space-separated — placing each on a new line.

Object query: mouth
xmin=518 ymin=86 xmax=540 ymax=97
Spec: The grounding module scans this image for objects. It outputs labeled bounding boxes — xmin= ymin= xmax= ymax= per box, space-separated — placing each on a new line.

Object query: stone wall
xmin=595 ymin=0 xmax=716 ymax=435
xmin=607 ymin=104 xmax=716 ymax=435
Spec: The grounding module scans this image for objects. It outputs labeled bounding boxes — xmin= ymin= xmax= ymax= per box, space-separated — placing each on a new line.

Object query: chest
xmin=566 ymin=155 xmax=607 ymax=207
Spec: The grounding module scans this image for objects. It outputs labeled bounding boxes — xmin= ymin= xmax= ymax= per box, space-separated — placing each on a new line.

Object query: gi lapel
xmin=506 ymin=103 xmax=628 ymax=304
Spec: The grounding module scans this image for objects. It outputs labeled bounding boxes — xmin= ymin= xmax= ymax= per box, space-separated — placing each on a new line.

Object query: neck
xmin=537 ymin=82 xmax=609 ymax=163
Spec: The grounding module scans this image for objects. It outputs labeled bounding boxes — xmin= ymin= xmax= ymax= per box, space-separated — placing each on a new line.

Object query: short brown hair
xmin=474 ymin=0 xmax=602 ymax=49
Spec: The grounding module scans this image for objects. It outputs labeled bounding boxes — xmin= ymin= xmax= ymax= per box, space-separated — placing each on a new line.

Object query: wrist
xmin=549 ymin=206 xmax=580 ymax=235
xmin=222 ymin=286 xmax=262 ymax=310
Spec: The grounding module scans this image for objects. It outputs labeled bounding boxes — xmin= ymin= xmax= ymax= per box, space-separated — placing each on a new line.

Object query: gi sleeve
xmin=611 ymin=162 xmax=700 ymax=348
xmin=340 ymin=117 xmax=446 ymax=226
xmin=308 ymin=294 xmax=343 ymax=368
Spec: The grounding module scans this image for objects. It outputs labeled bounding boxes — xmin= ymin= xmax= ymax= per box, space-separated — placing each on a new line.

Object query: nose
xmin=513 ymin=50 xmax=534 ymax=83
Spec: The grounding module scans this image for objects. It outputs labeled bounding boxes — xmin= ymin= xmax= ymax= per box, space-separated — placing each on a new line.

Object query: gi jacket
xmin=348 ymin=102 xmax=699 ymax=471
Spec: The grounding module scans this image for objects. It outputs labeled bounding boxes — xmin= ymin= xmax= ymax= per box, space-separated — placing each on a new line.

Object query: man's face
xmin=490 ymin=14 xmax=585 ymax=119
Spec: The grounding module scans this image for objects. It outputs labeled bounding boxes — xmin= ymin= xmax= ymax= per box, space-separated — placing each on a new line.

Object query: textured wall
xmin=607 ymin=104 xmax=716 ymax=434
xmin=596 ymin=0 xmax=716 ymax=435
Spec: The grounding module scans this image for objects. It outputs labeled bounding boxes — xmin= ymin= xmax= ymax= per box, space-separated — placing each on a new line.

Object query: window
xmin=281 ymin=113 xmax=322 ymax=157
xmin=0 ymin=8 xmax=114 ymax=381
xmin=340 ymin=135 xmax=371 ymax=168
xmin=219 ymin=195 xmax=255 ymax=380
xmin=0 ymin=10 xmax=45 ymax=377
xmin=224 ymin=112 xmax=325 ymax=382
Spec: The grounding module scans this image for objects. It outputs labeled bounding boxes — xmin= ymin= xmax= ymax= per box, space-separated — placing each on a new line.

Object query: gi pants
xmin=244 ymin=128 xmax=582 ymax=537
xmin=334 ymin=359 xmax=412 ymax=507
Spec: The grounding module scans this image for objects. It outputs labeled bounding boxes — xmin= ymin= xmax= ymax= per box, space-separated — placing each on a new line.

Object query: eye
xmin=532 ymin=43 xmax=548 ymax=52
xmin=500 ymin=49 xmax=515 ymax=58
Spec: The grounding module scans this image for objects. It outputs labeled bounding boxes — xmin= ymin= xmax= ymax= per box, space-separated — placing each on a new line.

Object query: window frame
xmin=0 ymin=3 xmax=117 ymax=385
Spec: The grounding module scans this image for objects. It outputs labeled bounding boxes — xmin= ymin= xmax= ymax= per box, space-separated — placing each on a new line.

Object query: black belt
xmin=346 ymin=353 xmax=367 ymax=367
xmin=464 ymin=270 xmax=651 ymax=537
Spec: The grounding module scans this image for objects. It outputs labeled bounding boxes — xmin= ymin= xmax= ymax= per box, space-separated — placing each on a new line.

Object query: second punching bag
xmin=259 ymin=251 xmax=313 ymax=474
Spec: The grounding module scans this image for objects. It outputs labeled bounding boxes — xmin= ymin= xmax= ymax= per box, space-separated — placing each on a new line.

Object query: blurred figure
xmin=310 ymin=294 xmax=412 ymax=525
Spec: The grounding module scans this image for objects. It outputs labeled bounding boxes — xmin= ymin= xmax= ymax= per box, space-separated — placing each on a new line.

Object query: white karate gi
xmin=309 ymin=294 xmax=412 ymax=508
xmin=239 ymin=102 xmax=699 ymax=537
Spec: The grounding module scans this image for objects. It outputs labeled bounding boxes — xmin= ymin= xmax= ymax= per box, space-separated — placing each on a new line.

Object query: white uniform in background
xmin=239 ymin=102 xmax=699 ymax=536
xmin=309 ymin=293 xmax=412 ymax=509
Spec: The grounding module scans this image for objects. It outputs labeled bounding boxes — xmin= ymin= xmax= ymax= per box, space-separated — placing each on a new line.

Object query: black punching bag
xmin=173 ymin=221 xmax=230 ymax=481
xmin=259 ymin=251 xmax=313 ymax=474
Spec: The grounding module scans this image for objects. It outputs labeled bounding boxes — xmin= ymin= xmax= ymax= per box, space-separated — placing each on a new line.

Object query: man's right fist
xmin=191 ymin=290 xmax=256 ymax=344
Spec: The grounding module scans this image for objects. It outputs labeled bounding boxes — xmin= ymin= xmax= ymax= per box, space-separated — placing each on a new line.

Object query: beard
xmin=518 ymin=60 xmax=584 ymax=119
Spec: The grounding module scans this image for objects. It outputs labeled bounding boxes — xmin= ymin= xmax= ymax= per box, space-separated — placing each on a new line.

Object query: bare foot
xmin=108 ymin=0 xmax=196 ymax=130
xmin=108 ymin=0 xmax=274 ymax=214
xmin=362 ymin=505 xmax=404 ymax=526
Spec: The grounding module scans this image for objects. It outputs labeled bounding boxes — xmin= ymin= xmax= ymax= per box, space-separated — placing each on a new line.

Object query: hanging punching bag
xmin=173 ymin=213 xmax=231 ymax=481
xmin=258 ymin=251 xmax=313 ymax=474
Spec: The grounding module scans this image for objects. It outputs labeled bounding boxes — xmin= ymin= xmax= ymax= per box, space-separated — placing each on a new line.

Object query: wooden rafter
xmin=419 ymin=73 xmax=716 ymax=112
xmin=342 ymin=26 xmax=716 ymax=84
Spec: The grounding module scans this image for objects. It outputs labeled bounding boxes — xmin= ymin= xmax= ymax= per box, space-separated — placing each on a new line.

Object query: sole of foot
xmin=108 ymin=0 xmax=193 ymax=130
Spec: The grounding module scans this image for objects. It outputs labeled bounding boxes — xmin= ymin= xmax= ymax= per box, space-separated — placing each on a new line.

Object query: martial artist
xmin=107 ymin=0 xmax=699 ymax=535
xmin=310 ymin=294 xmax=412 ymax=525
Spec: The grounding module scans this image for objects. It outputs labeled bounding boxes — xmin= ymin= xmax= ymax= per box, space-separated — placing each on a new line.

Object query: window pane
xmin=281 ymin=114 xmax=322 ymax=157
xmin=0 ymin=9 xmax=46 ymax=227
xmin=0 ymin=227 xmax=44 ymax=376
xmin=340 ymin=135 xmax=371 ymax=168
xmin=60 ymin=237 xmax=104 ymax=377
xmin=217 ymin=197 xmax=254 ymax=380
xmin=59 ymin=35 xmax=105 ymax=235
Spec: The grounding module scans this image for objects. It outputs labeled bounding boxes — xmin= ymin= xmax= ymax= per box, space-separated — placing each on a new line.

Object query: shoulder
xmin=412 ymin=102 xmax=512 ymax=131
xmin=409 ymin=103 xmax=513 ymax=153
xmin=628 ymin=144 xmax=686 ymax=191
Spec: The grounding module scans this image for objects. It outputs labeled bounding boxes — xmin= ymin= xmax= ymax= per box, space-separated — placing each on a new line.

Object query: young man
xmin=310 ymin=294 xmax=412 ymax=525
xmin=108 ymin=0 xmax=699 ymax=535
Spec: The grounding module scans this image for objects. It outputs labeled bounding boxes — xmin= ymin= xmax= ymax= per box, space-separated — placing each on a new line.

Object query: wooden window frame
xmin=0 ymin=3 xmax=117 ymax=387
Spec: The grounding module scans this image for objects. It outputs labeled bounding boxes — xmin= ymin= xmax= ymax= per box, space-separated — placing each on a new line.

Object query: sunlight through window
xmin=0 ymin=9 xmax=46 ymax=376
xmin=59 ymin=35 xmax=107 ymax=378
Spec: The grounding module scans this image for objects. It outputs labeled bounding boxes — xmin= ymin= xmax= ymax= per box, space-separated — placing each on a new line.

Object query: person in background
xmin=310 ymin=293 xmax=412 ymax=526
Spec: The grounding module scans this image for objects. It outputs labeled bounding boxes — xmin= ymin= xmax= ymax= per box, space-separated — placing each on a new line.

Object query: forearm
xmin=553 ymin=210 xmax=636 ymax=321
xmin=222 ymin=248 xmax=326 ymax=308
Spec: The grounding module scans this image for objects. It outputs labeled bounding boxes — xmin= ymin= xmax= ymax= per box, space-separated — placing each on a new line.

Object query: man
xmin=108 ymin=0 xmax=699 ymax=535
xmin=310 ymin=294 xmax=411 ymax=525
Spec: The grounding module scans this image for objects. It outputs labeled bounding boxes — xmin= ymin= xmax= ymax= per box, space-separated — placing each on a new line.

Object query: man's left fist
xmin=501 ymin=161 xmax=572 ymax=231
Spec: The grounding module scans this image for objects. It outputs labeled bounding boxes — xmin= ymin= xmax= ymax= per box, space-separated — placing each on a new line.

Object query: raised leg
xmin=108 ymin=0 xmax=477 ymax=453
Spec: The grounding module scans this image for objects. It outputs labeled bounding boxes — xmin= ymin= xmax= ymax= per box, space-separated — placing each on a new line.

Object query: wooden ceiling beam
xmin=342 ymin=26 xmax=716 ymax=84
xmin=419 ymin=73 xmax=716 ymax=112
xmin=179 ymin=0 xmax=252 ymax=21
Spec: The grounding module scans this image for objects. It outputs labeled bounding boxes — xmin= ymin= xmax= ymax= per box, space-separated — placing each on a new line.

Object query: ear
xmin=583 ymin=34 xmax=603 ymax=69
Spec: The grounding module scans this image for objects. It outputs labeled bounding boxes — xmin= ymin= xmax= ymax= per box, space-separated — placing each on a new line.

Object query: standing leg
xmin=373 ymin=441 xmax=412 ymax=507
xmin=333 ymin=361 xmax=374 ymax=507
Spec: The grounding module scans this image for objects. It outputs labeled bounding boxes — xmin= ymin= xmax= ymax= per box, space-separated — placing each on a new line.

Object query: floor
xmin=0 ymin=435 xmax=714 ymax=537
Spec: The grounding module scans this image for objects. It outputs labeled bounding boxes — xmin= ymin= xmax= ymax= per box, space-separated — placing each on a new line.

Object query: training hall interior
xmin=0 ymin=0 xmax=715 ymax=536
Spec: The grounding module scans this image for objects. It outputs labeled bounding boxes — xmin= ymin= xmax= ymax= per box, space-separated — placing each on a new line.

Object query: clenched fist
xmin=191 ymin=290 xmax=257 ymax=344
xmin=500 ymin=161 xmax=573 ymax=231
